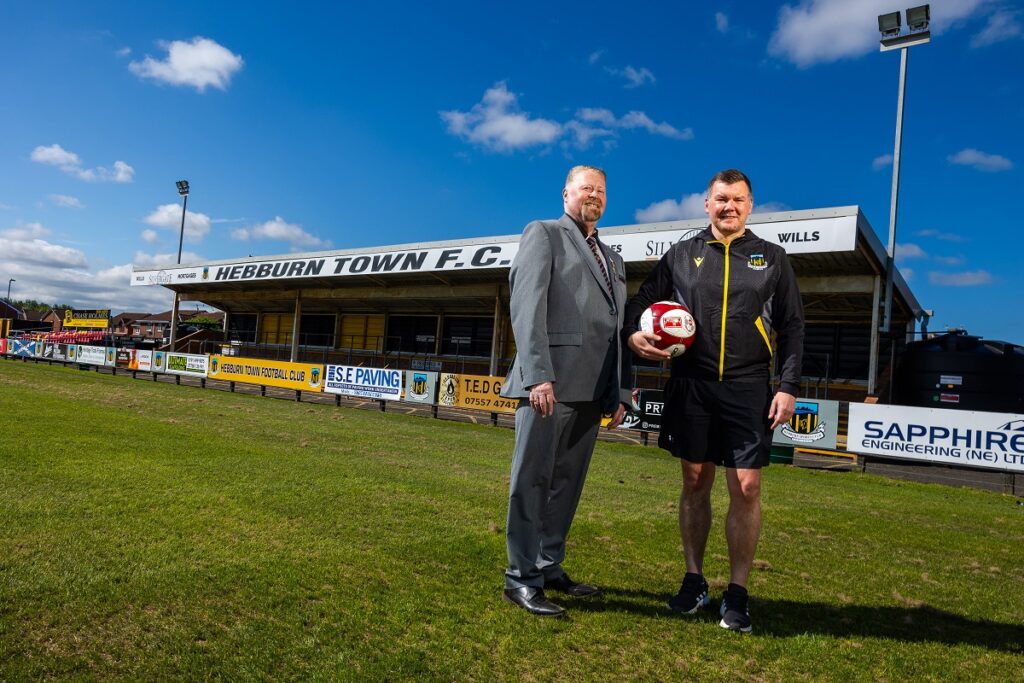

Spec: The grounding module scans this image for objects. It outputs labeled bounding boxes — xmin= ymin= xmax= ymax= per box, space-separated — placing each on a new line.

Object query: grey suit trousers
xmin=505 ymin=399 xmax=602 ymax=589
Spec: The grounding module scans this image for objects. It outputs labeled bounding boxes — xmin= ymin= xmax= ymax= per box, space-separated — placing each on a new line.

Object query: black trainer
xmin=667 ymin=572 xmax=710 ymax=614
xmin=719 ymin=583 xmax=752 ymax=632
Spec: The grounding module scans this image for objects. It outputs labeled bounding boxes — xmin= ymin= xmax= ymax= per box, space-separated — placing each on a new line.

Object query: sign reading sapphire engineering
xmin=324 ymin=364 xmax=402 ymax=400
xmin=848 ymin=403 xmax=1024 ymax=474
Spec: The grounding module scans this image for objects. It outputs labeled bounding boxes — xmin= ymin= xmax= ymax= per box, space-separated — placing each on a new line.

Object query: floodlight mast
xmin=878 ymin=6 xmax=930 ymax=339
xmin=169 ymin=180 xmax=190 ymax=350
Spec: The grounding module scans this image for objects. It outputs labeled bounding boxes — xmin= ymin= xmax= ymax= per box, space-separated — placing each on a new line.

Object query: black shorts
xmin=657 ymin=377 xmax=773 ymax=469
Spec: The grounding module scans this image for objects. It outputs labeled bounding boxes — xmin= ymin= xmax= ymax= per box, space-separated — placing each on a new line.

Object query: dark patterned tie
xmin=586 ymin=235 xmax=613 ymax=294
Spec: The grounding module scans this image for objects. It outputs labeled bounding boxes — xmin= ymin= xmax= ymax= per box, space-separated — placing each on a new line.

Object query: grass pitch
xmin=1 ymin=360 xmax=1022 ymax=681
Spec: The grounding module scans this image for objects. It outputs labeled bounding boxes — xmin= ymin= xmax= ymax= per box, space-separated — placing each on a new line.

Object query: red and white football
xmin=639 ymin=301 xmax=696 ymax=358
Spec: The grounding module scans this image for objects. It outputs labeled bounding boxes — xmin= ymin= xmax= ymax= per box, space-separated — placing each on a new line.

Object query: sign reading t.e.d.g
xmin=208 ymin=355 xmax=323 ymax=391
xmin=438 ymin=373 xmax=517 ymax=414
xmin=324 ymin=365 xmax=402 ymax=400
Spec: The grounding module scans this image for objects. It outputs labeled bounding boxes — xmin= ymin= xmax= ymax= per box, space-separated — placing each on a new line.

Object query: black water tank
xmin=894 ymin=330 xmax=1024 ymax=412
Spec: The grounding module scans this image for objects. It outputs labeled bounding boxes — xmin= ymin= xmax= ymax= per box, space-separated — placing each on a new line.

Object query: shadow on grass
xmin=570 ymin=589 xmax=1024 ymax=653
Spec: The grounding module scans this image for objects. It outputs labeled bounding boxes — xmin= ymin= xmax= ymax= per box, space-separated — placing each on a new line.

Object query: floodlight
xmin=176 ymin=180 xmax=190 ymax=196
xmin=878 ymin=11 xmax=901 ymax=37
xmin=906 ymin=5 xmax=930 ymax=32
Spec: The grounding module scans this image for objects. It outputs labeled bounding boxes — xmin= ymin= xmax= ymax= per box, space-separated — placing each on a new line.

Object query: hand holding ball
xmin=639 ymin=301 xmax=696 ymax=358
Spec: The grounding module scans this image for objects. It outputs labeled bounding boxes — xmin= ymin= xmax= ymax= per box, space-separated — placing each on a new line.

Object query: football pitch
xmin=1 ymin=360 xmax=1022 ymax=681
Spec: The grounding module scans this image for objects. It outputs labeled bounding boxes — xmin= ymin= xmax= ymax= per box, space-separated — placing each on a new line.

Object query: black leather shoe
xmin=545 ymin=573 xmax=600 ymax=597
xmin=502 ymin=587 xmax=566 ymax=617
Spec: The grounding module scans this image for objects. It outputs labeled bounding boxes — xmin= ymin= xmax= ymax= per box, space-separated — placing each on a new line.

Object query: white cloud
xmin=948 ymin=148 xmax=1013 ymax=172
xmin=636 ymin=193 xmax=788 ymax=222
xmin=605 ymin=65 xmax=656 ymax=88
xmin=971 ymin=9 xmax=1022 ymax=48
xmin=588 ymin=50 xmax=603 ymax=64
xmin=443 ymin=83 xmax=694 ymax=153
xmin=0 ymin=222 xmax=190 ymax=311
xmin=716 ymin=12 xmax=730 ymax=33
xmin=440 ymin=82 xmax=562 ymax=152
xmin=49 ymin=194 xmax=84 ymax=209
xmin=872 ymin=153 xmax=893 ymax=170
xmin=933 ymin=254 xmax=965 ymax=266
xmin=0 ymin=222 xmax=88 ymax=268
xmin=144 ymin=203 xmax=211 ymax=242
xmin=635 ymin=193 xmax=706 ymax=222
xmin=31 ymin=143 xmax=81 ymax=168
xmin=0 ymin=203 xmax=12 ymax=210
xmin=928 ymin=270 xmax=993 ymax=286
xmin=896 ymin=242 xmax=927 ymax=260
xmin=768 ymin=0 xmax=986 ymax=68
xmin=30 ymin=143 xmax=134 ymax=183
xmin=129 ymin=37 xmax=243 ymax=92
xmin=141 ymin=229 xmax=159 ymax=243
xmin=917 ymin=228 xmax=966 ymax=242
xmin=901 ymin=267 xmax=914 ymax=282
xmin=752 ymin=201 xmax=792 ymax=214
xmin=231 ymin=216 xmax=329 ymax=250
xmin=131 ymin=250 xmax=205 ymax=268
xmin=116 ymin=47 xmax=131 ymax=57
xmin=575 ymin=108 xmax=693 ymax=141
xmin=1 ymin=222 xmax=50 ymax=240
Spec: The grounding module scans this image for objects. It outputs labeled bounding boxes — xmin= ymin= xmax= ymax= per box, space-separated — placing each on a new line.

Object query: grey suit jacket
xmin=500 ymin=214 xmax=631 ymax=412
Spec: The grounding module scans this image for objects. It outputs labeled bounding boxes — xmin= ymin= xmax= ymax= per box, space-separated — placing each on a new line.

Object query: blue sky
xmin=1 ymin=1 xmax=1021 ymax=341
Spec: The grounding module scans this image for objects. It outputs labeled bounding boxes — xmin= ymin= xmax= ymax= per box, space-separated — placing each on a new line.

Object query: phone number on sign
xmin=462 ymin=397 xmax=518 ymax=410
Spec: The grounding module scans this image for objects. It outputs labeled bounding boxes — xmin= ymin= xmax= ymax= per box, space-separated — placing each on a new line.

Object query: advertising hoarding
xmin=773 ymin=398 xmax=840 ymax=449
xmin=115 ymin=349 xmax=153 ymax=371
xmin=63 ymin=309 xmax=110 ymax=329
xmin=324 ymin=364 xmax=402 ymax=400
xmin=208 ymin=355 xmax=323 ymax=392
xmin=76 ymin=345 xmax=107 ymax=366
xmin=165 ymin=352 xmax=209 ymax=377
xmin=437 ymin=373 xmax=517 ymax=414
xmin=848 ymin=403 xmax=1024 ymax=474
xmin=39 ymin=343 xmax=68 ymax=361
xmin=403 ymin=370 xmax=438 ymax=404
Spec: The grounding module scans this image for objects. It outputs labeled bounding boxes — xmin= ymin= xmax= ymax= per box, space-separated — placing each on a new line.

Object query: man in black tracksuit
xmin=625 ymin=169 xmax=803 ymax=633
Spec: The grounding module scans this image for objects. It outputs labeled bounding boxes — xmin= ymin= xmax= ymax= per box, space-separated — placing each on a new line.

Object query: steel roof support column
xmin=290 ymin=292 xmax=302 ymax=362
xmin=169 ymin=293 xmax=180 ymax=352
xmin=868 ymin=274 xmax=881 ymax=396
xmin=489 ymin=292 xmax=501 ymax=377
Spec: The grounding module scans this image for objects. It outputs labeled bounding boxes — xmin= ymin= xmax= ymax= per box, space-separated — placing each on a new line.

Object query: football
xmin=639 ymin=301 xmax=697 ymax=358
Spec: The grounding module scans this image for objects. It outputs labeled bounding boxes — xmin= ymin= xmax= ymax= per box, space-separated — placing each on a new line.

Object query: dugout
xmin=131 ymin=206 xmax=922 ymax=402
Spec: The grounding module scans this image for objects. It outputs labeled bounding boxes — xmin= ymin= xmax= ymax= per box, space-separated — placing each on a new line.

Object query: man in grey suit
xmin=499 ymin=165 xmax=631 ymax=617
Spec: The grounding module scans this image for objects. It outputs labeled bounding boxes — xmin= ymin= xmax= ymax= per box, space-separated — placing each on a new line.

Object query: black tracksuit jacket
xmin=624 ymin=227 xmax=804 ymax=395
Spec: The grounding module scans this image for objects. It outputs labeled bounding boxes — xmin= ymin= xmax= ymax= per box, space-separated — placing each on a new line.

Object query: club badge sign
xmin=773 ymin=399 xmax=840 ymax=450
xmin=324 ymin=364 xmax=401 ymax=400
xmin=437 ymin=373 xmax=517 ymax=413
xmin=403 ymin=370 xmax=438 ymax=404
xmin=209 ymin=355 xmax=324 ymax=392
